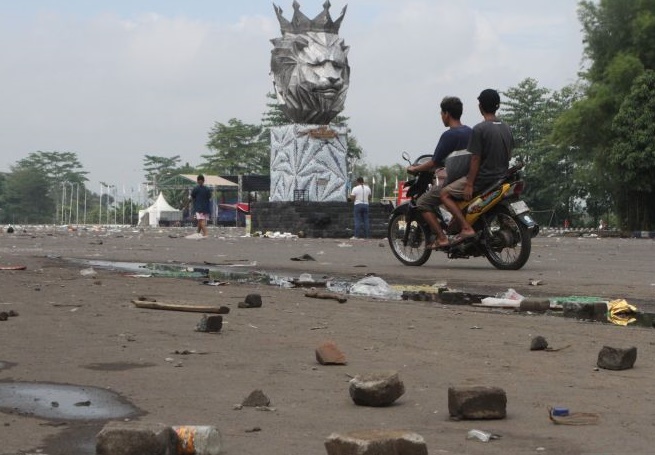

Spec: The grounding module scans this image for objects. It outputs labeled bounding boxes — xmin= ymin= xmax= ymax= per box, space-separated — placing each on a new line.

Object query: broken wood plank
xmin=131 ymin=300 xmax=230 ymax=314
xmin=304 ymin=290 xmax=347 ymax=304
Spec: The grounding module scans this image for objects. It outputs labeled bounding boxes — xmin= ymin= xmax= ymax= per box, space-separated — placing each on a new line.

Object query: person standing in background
xmin=191 ymin=174 xmax=212 ymax=237
xmin=349 ymin=176 xmax=371 ymax=239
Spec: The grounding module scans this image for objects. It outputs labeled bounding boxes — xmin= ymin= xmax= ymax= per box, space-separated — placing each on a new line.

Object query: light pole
xmin=61 ymin=182 xmax=66 ymax=225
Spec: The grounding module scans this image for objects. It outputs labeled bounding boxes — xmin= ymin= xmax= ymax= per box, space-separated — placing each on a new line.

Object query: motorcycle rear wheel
xmin=483 ymin=206 xmax=531 ymax=270
xmin=388 ymin=212 xmax=432 ymax=266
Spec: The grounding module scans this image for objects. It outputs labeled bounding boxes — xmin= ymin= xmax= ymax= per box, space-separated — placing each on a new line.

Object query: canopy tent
xmin=138 ymin=192 xmax=183 ymax=227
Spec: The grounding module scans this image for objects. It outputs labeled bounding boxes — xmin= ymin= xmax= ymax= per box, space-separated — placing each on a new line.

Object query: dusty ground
xmin=1 ymin=227 xmax=654 ymax=455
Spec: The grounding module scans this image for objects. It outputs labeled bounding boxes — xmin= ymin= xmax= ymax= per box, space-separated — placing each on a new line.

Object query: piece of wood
xmin=305 ymin=290 xmax=347 ymax=304
xmin=0 ymin=265 xmax=27 ymax=270
xmin=131 ymin=300 xmax=230 ymax=314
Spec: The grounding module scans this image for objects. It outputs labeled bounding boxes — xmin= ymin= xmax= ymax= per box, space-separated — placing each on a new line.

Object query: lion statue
xmin=271 ymin=2 xmax=350 ymax=125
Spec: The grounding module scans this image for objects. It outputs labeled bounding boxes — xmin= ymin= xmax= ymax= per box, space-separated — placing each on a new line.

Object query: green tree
xmin=552 ymin=0 xmax=655 ymax=229
xmin=142 ymin=155 xmax=181 ymax=193
xmin=15 ymin=151 xmax=88 ymax=185
xmin=10 ymin=151 xmax=88 ymax=223
xmin=609 ymin=70 xmax=655 ymax=229
xmin=203 ymin=118 xmax=269 ymax=175
xmin=261 ymin=91 xmax=289 ymax=128
xmin=502 ymin=79 xmax=588 ymax=225
xmin=1 ymin=168 xmax=54 ymax=224
xmin=142 ymin=154 xmax=192 ymax=207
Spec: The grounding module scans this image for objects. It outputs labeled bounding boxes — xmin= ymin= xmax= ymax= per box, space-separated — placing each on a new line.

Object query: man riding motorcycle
xmin=407 ymin=96 xmax=472 ymax=250
xmin=439 ymin=88 xmax=515 ymax=246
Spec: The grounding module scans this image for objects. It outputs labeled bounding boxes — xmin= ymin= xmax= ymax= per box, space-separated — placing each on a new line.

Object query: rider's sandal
xmin=450 ymin=232 xmax=476 ymax=246
xmin=428 ymin=240 xmax=450 ymax=250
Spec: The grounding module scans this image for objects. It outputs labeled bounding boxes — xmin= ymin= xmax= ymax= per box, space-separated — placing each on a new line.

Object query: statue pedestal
xmin=269 ymin=124 xmax=348 ymax=202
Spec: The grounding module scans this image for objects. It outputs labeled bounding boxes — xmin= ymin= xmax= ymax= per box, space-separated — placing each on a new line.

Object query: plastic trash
xmin=466 ymin=429 xmax=500 ymax=442
xmin=498 ymin=288 xmax=524 ymax=300
xmin=349 ymin=276 xmax=402 ymax=300
xmin=79 ymin=267 xmax=97 ymax=277
xmin=174 ymin=425 xmax=222 ymax=455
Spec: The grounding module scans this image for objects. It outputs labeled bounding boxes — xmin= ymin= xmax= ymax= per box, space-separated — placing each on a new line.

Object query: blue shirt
xmin=432 ymin=125 xmax=473 ymax=167
xmin=191 ymin=184 xmax=212 ymax=214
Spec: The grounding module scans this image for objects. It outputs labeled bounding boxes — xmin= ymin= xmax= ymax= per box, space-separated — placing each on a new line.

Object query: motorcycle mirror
xmin=401 ymin=151 xmax=411 ymax=164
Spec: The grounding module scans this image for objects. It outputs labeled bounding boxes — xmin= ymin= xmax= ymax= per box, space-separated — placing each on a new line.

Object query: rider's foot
xmin=451 ymin=230 xmax=476 ymax=245
xmin=428 ymin=238 xmax=450 ymax=250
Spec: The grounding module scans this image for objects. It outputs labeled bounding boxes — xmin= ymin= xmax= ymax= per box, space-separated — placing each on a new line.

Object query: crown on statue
xmin=274 ymin=1 xmax=347 ymax=35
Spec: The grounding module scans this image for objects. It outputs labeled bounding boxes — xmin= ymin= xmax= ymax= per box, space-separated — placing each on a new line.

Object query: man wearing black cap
xmin=439 ymin=88 xmax=514 ymax=245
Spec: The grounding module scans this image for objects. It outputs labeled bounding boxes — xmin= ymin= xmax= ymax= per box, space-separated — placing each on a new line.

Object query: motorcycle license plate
xmin=510 ymin=200 xmax=529 ymax=215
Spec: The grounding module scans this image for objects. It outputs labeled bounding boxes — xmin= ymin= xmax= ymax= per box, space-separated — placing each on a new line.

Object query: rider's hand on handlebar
xmin=406 ymin=165 xmax=417 ymax=175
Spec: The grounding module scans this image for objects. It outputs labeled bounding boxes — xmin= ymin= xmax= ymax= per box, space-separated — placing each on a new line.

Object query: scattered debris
xmin=529 ymin=279 xmax=544 ymax=286
xmin=238 ymin=294 xmax=262 ymax=308
xmin=466 ymin=429 xmax=501 ymax=442
xmin=242 ymin=389 xmax=270 ymax=407
xmin=349 ymin=371 xmax=405 ymax=407
xmin=548 ymin=407 xmax=600 ymax=425
xmin=305 ymin=290 xmax=347 ymax=304
xmin=607 ymin=299 xmax=637 ymax=326
xmin=131 ymin=298 xmax=230 ymax=314
xmin=290 ymin=253 xmax=316 ymax=261
xmin=0 ymin=311 xmax=18 ymax=321
xmin=202 ymin=280 xmax=228 ymax=286
xmin=530 ymin=336 xmax=549 ymax=351
xmin=315 ymin=341 xmax=347 ymax=365
xmin=349 ymin=276 xmax=402 ymax=300
xmin=79 ymin=267 xmax=97 ymax=277
xmin=449 ymin=386 xmax=507 ymax=420
xmin=0 ymin=265 xmax=27 ymax=271
xmin=196 ymin=315 xmax=223 ymax=333
xmin=597 ymin=345 xmax=637 ymax=370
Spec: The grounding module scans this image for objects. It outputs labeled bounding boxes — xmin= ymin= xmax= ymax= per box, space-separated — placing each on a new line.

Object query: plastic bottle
xmin=173 ymin=425 xmax=222 ymax=455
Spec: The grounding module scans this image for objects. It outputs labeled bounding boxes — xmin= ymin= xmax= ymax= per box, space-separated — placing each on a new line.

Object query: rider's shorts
xmin=441 ymin=176 xmax=468 ymax=199
xmin=416 ymin=185 xmax=443 ymax=213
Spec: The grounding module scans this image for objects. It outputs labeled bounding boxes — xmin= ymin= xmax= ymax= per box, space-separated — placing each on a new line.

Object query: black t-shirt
xmin=468 ymin=120 xmax=514 ymax=190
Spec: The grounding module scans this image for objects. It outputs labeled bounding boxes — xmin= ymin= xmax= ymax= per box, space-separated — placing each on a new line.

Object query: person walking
xmin=349 ymin=176 xmax=371 ymax=239
xmin=190 ymin=174 xmax=212 ymax=237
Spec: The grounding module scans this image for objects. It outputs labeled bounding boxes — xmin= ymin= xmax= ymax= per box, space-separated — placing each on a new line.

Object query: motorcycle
xmin=388 ymin=152 xmax=539 ymax=270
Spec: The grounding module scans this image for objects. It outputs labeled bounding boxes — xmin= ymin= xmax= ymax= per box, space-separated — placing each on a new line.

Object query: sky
xmin=0 ymin=0 xmax=585 ymax=195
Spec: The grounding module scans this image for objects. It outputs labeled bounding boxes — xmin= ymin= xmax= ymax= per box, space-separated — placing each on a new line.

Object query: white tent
xmin=138 ymin=192 xmax=182 ymax=227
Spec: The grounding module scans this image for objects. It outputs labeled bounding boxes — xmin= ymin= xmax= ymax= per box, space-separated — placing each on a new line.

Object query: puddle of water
xmin=64 ymin=258 xmax=655 ymax=328
xmin=69 ymin=257 xmax=349 ymax=292
xmin=0 ymin=382 xmax=140 ymax=421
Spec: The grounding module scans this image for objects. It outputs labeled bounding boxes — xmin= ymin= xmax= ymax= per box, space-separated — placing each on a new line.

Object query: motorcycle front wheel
xmin=482 ymin=206 xmax=531 ymax=270
xmin=388 ymin=212 xmax=432 ymax=266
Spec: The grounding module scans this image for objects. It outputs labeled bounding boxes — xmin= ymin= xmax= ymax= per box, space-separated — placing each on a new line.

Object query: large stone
xmin=349 ymin=371 xmax=405 ymax=407
xmin=238 ymin=293 xmax=262 ymax=308
xmin=520 ymin=298 xmax=551 ymax=312
xmin=195 ymin=315 xmax=223 ymax=333
xmin=530 ymin=336 xmax=549 ymax=351
xmin=242 ymin=389 xmax=271 ymax=407
xmin=316 ymin=341 xmax=347 ymax=365
xmin=448 ymin=386 xmax=507 ymax=420
xmin=597 ymin=346 xmax=637 ymax=370
xmin=325 ymin=429 xmax=428 ymax=455
xmin=96 ymin=421 xmax=176 ymax=455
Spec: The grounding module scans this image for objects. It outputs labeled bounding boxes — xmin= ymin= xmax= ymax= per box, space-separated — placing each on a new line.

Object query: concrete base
xmin=251 ymin=201 xmax=392 ymax=238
